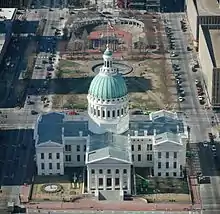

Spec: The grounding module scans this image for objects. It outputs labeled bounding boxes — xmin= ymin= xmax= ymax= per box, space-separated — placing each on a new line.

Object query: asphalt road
xmin=0 ymin=129 xmax=35 ymax=209
xmin=162 ymin=13 xmax=220 ymax=213
xmin=26 ymin=210 xmax=200 ymax=214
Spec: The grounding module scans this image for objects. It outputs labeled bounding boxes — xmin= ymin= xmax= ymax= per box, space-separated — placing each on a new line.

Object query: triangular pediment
xmin=87 ymin=157 xmax=131 ymax=165
xmin=155 ymin=141 xmax=182 ymax=150
xmin=37 ymin=141 xmax=63 ymax=148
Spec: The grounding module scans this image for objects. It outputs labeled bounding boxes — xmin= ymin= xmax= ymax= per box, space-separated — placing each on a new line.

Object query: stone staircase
xmin=96 ymin=190 xmax=123 ymax=201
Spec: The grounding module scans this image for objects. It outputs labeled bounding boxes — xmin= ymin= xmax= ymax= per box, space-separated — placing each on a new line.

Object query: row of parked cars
xmin=195 ymin=79 xmax=205 ymax=105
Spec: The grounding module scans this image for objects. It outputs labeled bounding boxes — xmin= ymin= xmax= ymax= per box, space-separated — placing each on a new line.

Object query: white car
xmin=195 ymin=79 xmax=200 ymax=85
xmin=212 ymin=145 xmax=216 ymax=152
xmin=203 ymin=141 xmax=208 ymax=147
xmin=198 ymin=96 xmax=204 ymax=101
xmin=179 ymin=97 xmax=185 ymax=102
xmin=170 ymin=53 xmax=176 ymax=57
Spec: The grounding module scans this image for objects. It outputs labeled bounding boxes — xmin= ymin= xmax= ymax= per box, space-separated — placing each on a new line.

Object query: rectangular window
xmin=65 ymin=155 xmax=71 ymax=162
xmin=138 ymin=154 xmax=141 ymax=161
xmin=131 ymin=145 xmax=134 ymax=151
xmin=158 ymin=162 xmax=161 ymax=168
xmin=166 ymin=172 xmax=169 ymax=177
xmin=115 ymin=178 xmax=120 ymax=185
xmin=56 ymin=153 xmax=60 ymax=159
xmin=41 ymin=163 xmax=44 ymax=170
xmin=107 ymin=111 xmax=110 ymax=118
xmin=173 ymin=172 xmax=177 ymax=177
xmin=84 ymin=155 xmax=85 ymax=161
xmin=77 ymin=145 xmax=80 ymax=152
xmin=77 ymin=155 xmax=80 ymax=162
xmin=174 ymin=152 xmax=177 ymax=159
xmin=57 ymin=163 xmax=60 ymax=170
xmin=65 ymin=145 xmax=71 ymax=151
xmin=147 ymin=154 xmax=152 ymax=161
xmin=147 ymin=144 xmax=152 ymax=151
xmin=41 ymin=153 xmax=44 ymax=159
xmin=138 ymin=145 xmax=141 ymax=151
xmin=48 ymin=153 xmax=52 ymax=159
xmin=91 ymin=169 xmax=95 ymax=174
xmin=166 ymin=152 xmax=169 ymax=158
xmin=158 ymin=152 xmax=161 ymax=159
xmin=98 ymin=109 xmax=100 ymax=117
xmin=158 ymin=172 xmax=161 ymax=176
xmin=99 ymin=178 xmax=103 ymax=186
xmin=173 ymin=162 xmax=177 ymax=169
xmin=84 ymin=145 xmax=86 ymax=152
xmin=166 ymin=162 xmax=169 ymax=169
xmin=49 ymin=163 xmax=52 ymax=170
xmin=121 ymin=108 xmax=123 ymax=115
xmin=107 ymin=169 xmax=111 ymax=174
xmin=132 ymin=154 xmax=134 ymax=161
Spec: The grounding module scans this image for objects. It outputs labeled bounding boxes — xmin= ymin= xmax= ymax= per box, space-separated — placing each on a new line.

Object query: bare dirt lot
xmin=52 ymin=56 xmax=177 ymax=111
xmin=53 ymin=14 xmax=177 ymax=111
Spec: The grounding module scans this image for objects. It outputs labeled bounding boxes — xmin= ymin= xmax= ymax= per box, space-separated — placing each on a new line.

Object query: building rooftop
xmin=202 ymin=26 xmax=220 ymax=68
xmin=0 ymin=8 xmax=16 ymax=20
xmin=35 ymin=110 xmax=185 ymax=145
xmin=87 ymin=132 xmax=131 ymax=163
xmin=196 ymin=0 xmax=220 ymax=16
xmin=154 ymin=132 xmax=182 ymax=145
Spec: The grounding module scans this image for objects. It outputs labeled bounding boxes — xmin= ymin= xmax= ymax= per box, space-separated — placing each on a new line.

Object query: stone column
xmin=95 ymin=171 xmax=98 ymax=191
xmin=112 ymin=170 xmax=115 ymax=190
xmin=87 ymin=168 xmax=90 ymax=193
xmin=127 ymin=168 xmax=131 ymax=194
xmin=103 ymin=169 xmax=107 ymax=190
xmin=119 ymin=169 xmax=123 ymax=190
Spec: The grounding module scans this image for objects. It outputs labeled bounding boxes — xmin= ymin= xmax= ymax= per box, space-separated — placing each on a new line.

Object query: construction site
xmin=53 ymin=10 xmax=178 ymax=111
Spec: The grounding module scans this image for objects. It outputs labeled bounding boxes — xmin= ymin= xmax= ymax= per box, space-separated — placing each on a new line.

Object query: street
xmin=162 ymin=12 xmax=220 ymax=213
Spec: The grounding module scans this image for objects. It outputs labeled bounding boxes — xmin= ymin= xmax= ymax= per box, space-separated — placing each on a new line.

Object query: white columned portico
xmin=95 ymin=172 xmax=98 ymax=190
xmin=87 ymin=169 xmax=91 ymax=191
xmin=119 ymin=169 xmax=123 ymax=190
xmin=112 ymin=170 xmax=115 ymax=190
xmin=103 ymin=169 xmax=107 ymax=190
xmin=127 ymin=169 xmax=131 ymax=193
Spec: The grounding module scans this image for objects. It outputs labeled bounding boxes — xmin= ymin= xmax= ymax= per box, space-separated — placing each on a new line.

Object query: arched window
xmin=107 ymin=110 xmax=110 ymax=118
xmin=107 ymin=61 xmax=110 ymax=67
xmin=112 ymin=110 xmax=115 ymax=118
xmin=121 ymin=108 xmax=124 ymax=116
xmin=117 ymin=109 xmax=120 ymax=117
xmin=102 ymin=110 xmax=105 ymax=118
xmin=98 ymin=109 xmax=100 ymax=117
xmin=94 ymin=108 xmax=96 ymax=115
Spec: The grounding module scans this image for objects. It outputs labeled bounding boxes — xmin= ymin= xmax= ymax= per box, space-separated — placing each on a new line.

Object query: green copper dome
xmin=89 ymin=73 xmax=128 ymax=100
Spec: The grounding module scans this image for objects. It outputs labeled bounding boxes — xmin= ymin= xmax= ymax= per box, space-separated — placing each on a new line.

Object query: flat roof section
xmin=209 ymin=29 xmax=220 ymax=67
xmin=0 ymin=8 xmax=16 ymax=20
xmin=197 ymin=0 xmax=220 ymax=16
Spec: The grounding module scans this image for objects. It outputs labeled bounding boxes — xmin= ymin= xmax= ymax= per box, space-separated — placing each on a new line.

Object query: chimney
xmin=79 ymin=131 xmax=83 ymax=137
xmin=134 ymin=131 xmax=138 ymax=136
xmin=144 ymin=130 xmax=148 ymax=136
xmin=154 ymin=129 xmax=157 ymax=136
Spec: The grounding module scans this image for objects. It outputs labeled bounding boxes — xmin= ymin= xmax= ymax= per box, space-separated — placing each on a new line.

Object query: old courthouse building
xmin=34 ymin=45 xmax=187 ymax=196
